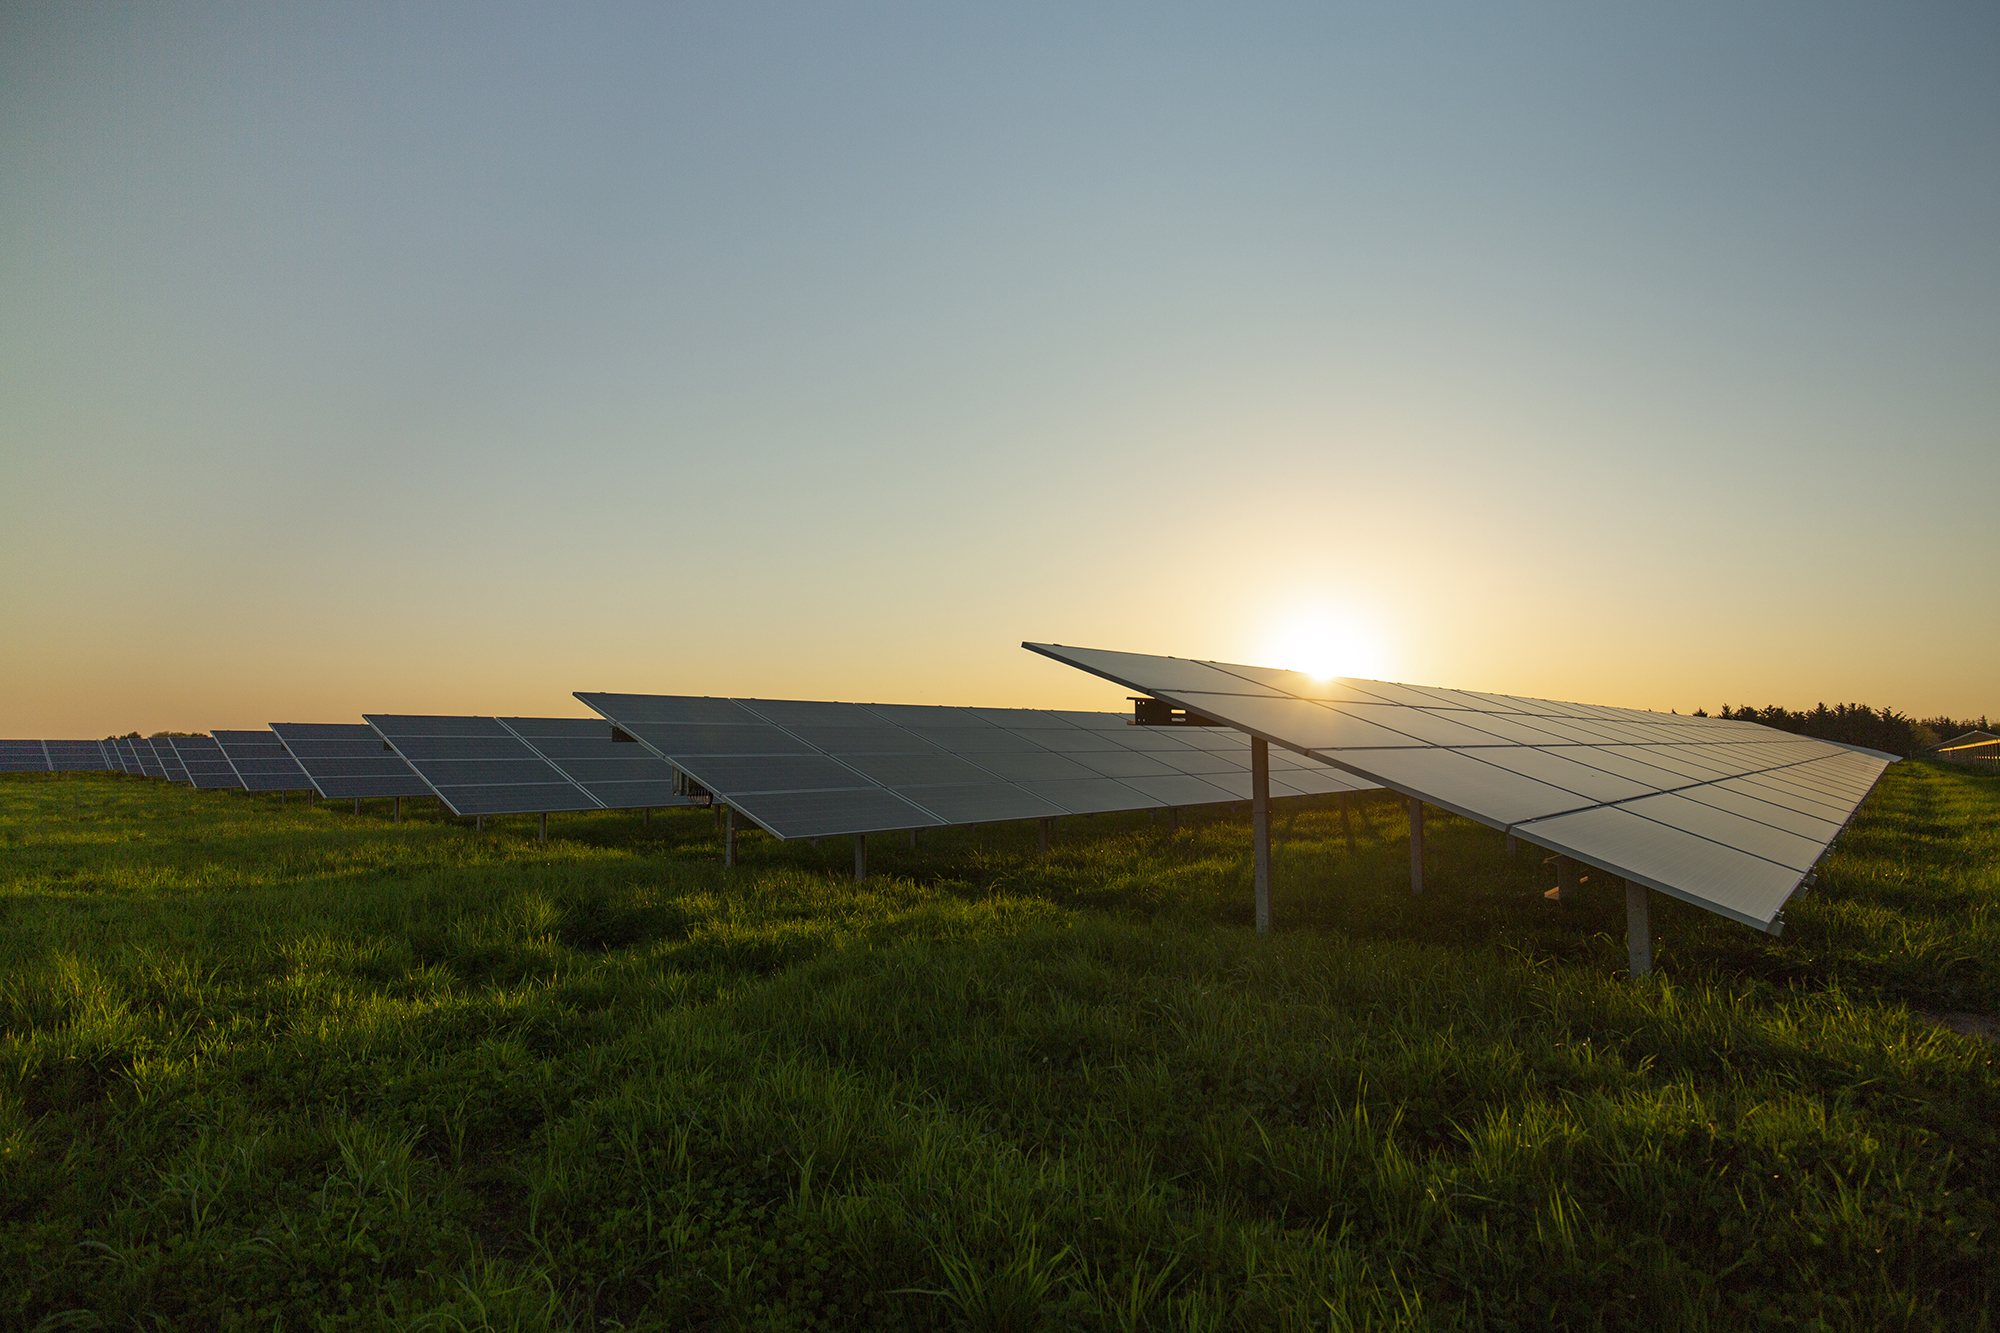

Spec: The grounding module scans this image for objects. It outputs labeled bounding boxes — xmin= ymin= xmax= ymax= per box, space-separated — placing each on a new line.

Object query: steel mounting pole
xmin=1252 ymin=737 xmax=1271 ymax=933
xmin=1627 ymin=883 xmax=1653 ymax=977
xmin=723 ymin=807 xmax=737 ymax=868
xmin=1038 ymin=817 xmax=1053 ymax=857
xmin=1408 ymin=797 xmax=1425 ymax=895
xmin=538 ymin=812 xmax=547 ymax=843
xmin=854 ymin=832 xmax=867 ymax=881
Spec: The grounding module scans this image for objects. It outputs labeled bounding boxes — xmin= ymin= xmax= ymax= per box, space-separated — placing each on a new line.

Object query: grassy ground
xmin=1 ymin=762 xmax=1994 ymax=1331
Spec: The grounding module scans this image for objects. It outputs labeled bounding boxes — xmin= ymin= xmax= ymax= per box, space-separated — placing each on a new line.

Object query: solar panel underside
xmin=1023 ymin=642 xmax=1896 ymax=934
xmin=167 ymin=735 xmax=244 ymax=789
xmin=46 ymin=740 xmax=112 ymax=771
xmin=576 ymin=692 xmax=1378 ymax=841
xmin=269 ymin=723 xmax=432 ymax=799
xmin=212 ymin=729 xmax=313 ymax=791
xmin=0 ymin=741 xmax=50 ymax=773
xmin=498 ymin=716 xmax=704 ymax=812
xmin=365 ymin=715 xmax=604 ymax=816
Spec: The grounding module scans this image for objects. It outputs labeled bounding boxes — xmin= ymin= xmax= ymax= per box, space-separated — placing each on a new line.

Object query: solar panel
xmin=212 ymin=729 xmax=313 ymax=792
xmin=151 ymin=739 xmax=192 ymax=783
xmin=575 ymin=692 xmax=1378 ymax=841
xmin=131 ymin=738 xmax=170 ymax=779
xmin=496 ymin=716 xmax=704 ymax=812
xmin=165 ymin=735 xmax=245 ymax=790
xmin=1023 ymin=642 xmax=1895 ymax=935
xmin=45 ymin=740 xmax=113 ymax=772
xmin=269 ymin=722 xmax=432 ymax=799
xmin=365 ymin=715 xmax=604 ymax=816
xmin=0 ymin=741 xmax=50 ymax=773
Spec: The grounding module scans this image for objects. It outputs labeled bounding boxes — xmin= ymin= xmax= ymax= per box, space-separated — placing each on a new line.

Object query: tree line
xmin=1695 ymin=702 xmax=1991 ymax=757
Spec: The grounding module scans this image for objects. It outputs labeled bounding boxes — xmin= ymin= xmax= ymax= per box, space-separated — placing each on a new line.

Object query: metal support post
xmin=1340 ymin=793 xmax=1354 ymax=854
xmin=1548 ymin=855 xmax=1579 ymax=902
xmin=538 ymin=812 xmax=547 ymax=843
xmin=1506 ymin=833 xmax=1518 ymax=858
xmin=723 ymin=807 xmax=737 ymax=868
xmin=1252 ymin=738 xmax=1272 ymax=933
xmin=280 ymin=790 xmax=286 ymax=805
xmin=475 ymin=815 xmax=484 ymax=833
xmin=1038 ymin=817 xmax=1053 ymax=856
xmin=1408 ymin=797 xmax=1425 ymax=895
xmin=394 ymin=796 xmax=401 ymax=824
xmin=354 ymin=798 xmax=361 ymax=815
xmin=908 ymin=828 xmax=918 ymax=850
xmin=1627 ymin=882 xmax=1653 ymax=977
xmin=1169 ymin=806 xmax=1178 ymax=833
xmin=644 ymin=807 xmax=650 ymax=826
xmin=854 ymin=833 xmax=867 ymax=881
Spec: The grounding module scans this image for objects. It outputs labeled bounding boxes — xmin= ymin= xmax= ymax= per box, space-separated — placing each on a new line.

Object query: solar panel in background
xmin=577 ymin=692 xmax=1379 ymax=841
xmin=497 ymin=716 xmax=704 ymax=811
xmin=364 ymin=715 xmax=601 ymax=815
xmin=0 ymin=741 xmax=50 ymax=773
xmin=167 ymin=735 xmax=244 ymax=789
xmin=46 ymin=740 xmax=113 ymax=772
xmin=116 ymin=739 xmax=144 ymax=774
xmin=132 ymin=739 xmax=169 ymax=779
xmin=212 ymin=729 xmax=312 ymax=792
xmin=269 ymin=723 xmax=431 ymax=799
xmin=1023 ymin=642 xmax=1896 ymax=935
xmin=152 ymin=739 xmax=191 ymax=783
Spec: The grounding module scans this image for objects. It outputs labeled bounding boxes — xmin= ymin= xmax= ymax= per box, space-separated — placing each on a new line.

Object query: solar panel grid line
xmin=1023 ymin=642 xmax=1893 ymax=936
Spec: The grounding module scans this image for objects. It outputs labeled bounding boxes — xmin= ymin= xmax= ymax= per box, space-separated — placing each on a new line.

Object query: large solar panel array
xmin=166 ymin=735 xmax=245 ymax=790
xmin=270 ymin=723 xmax=432 ymax=800
xmin=1024 ymin=643 xmax=1895 ymax=934
xmin=211 ymin=729 xmax=312 ymax=792
xmin=577 ymin=693 xmax=1378 ymax=841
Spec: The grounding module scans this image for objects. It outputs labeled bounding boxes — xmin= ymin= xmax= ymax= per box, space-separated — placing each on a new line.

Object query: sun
xmin=1260 ymin=614 xmax=1391 ymax=682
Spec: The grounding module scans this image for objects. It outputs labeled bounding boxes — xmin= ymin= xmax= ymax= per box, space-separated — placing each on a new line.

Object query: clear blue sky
xmin=3 ymin=2 xmax=1994 ymax=734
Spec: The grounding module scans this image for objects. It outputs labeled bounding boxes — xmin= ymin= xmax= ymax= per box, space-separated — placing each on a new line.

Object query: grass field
xmin=2 ymin=762 xmax=1995 ymax=1331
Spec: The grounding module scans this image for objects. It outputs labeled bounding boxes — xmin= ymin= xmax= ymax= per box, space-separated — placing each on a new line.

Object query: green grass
xmin=2 ymin=763 xmax=1995 ymax=1330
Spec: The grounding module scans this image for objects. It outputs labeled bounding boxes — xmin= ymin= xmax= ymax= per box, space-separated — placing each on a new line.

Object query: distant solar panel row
xmin=577 ymin=693 xmax=1378 ymax=840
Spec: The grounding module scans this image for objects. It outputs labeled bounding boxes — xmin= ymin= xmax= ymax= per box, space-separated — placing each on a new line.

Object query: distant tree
xmin=1711 ymin=701 xmax=1987 ymax=757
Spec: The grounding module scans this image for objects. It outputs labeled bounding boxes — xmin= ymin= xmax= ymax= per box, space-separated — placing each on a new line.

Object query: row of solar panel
xmin=7 ymin=700 xmax=1372 ymax=835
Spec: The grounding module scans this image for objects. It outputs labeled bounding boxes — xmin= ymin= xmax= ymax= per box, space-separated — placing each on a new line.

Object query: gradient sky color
xmin=3 ymin=3 xmax=1995 ymax=736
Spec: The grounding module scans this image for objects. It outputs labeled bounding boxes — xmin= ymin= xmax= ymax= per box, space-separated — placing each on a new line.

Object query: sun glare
xmin=1260 ymin=615 xmax=1391 ymax=682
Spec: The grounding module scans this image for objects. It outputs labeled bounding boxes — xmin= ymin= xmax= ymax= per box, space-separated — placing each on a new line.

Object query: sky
xmin=3 ymin=2 xmax=1995 ymax=736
